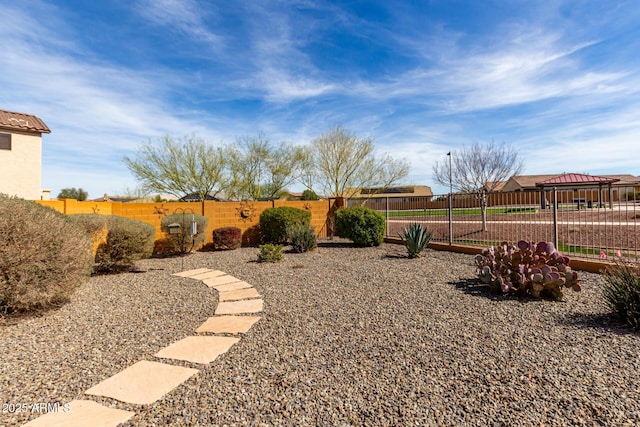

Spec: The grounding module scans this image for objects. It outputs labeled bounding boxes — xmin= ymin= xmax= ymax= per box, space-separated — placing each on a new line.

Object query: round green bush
xmin=335 ymin=206 xmax=386 ymax=247
xmin=259 ymin=206 xmax=311 ymax=244
xmin=160 ymin=213 xmax=208 ymax=255
xmin=0 ymin=195 xmax=93 ymax=313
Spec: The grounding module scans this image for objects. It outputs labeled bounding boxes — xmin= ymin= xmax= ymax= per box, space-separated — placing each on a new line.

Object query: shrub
xmin=153 ymin=237 xmax=182 ymax=256
xmin=213 ymin=227 xmax=242 ymax=250
xmin=94 ymin=216 xmax=156 ymax=273
xmin=0 ymin=195 xmax=93 ymax=313
xmin=68 ymin=214 xmax=109 ymax=256
xmin=258 ymin=244 xmax=283 ymax=263
xmin=242 ymin=225 xmax=262 ymax=246
xmin=335 ymin=206 xmax=385 ymax=247
xmin=289 ymin=224 xmax=317 ymax=253
xmin=260 ymin=207 xmax=311 ymax=244
xmin=602 ymin=263 xmax=640 ymax=331
xmin=160 ymin=213 xmax=208 ymax=255
xmin=474 ymin=240 xmax=580 ymax=300
xmin=399 ymin=223 xmax=431 ymax=258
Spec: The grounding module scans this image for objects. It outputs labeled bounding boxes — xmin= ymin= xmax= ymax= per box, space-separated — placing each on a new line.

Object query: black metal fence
xmin=348 ymin=188 xmax=640 ymax=263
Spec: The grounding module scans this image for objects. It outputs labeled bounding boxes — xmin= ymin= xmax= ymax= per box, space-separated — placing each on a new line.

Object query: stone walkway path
xmin=23 ymin=269 xmax=263 ymax=427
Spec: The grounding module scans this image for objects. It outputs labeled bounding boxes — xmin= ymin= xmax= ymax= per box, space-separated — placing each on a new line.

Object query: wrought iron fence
xmin=348 ymin=187 xmax=640 ymax=263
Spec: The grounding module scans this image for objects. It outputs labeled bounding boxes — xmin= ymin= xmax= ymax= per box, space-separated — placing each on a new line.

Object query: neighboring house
xmin=347 ymin=185 xmax=434 ymax=209
xmin=0 ymin=108 xmax=51 ymax=200
xmin=180 ymin=191 xmax=226 ymax=202
xmin=495 ymin=173 xmax=640 ymax=201
xmin=347 ymin=185 xmax=433 ymax=201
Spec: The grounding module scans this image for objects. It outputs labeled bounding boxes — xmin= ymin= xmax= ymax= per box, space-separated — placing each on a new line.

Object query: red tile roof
xmin=535 ymin=173 xmax=619 ymax=186
xmin=0 ymin=108 xmax=51 ymax=134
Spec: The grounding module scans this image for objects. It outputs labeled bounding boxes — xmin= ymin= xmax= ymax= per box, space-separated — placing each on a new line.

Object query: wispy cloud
xmin=134 ymin=0 xmax=222 ymax=48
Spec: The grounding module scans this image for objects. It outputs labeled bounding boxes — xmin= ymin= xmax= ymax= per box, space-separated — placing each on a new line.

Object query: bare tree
xmin=433 ymin=141 xmax=524 ymax=231
xmin=307 ymin=125 xmax=410 ymax=198
xmin=123 ymin=134 xmax=228 ymax=201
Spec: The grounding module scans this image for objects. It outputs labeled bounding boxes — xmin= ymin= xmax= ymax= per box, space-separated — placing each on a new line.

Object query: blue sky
xmin=1 ymin=0 xmax=640 ymax=198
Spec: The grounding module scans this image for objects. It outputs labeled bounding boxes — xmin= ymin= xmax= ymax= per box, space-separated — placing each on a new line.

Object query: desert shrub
xmin=259 ymin=207 xmax=311 ymax=244
xmin=213 ymin=227 xmax=242 ymax=250
xmin=94 ymin=216 xmax=156 ymax=273
xmin=289 ymin=224 xmax=317 ymax=253
xmin=153 ymin=237 xmax=182 ymax=256
xmin=68 ymin=214 xmax=109 ymax=256
xmin=335 ymin=206 xmax=385 ymax=247
xmin=602 ymin=263 xmax=640 ymax=331
xmin=399 ymin=223 xmax=431 ymax=258
xmin=258 ymin=244 xmax=284 ymax=263
xmin=160 ymin=213 xmax=208 ymax=255
xmin=242 ymin=225 xmax=262 ymax=246
xmin=0 ymin=195 xmax=93 ymax=313
xmin=475 ymin=240 xmax=581 ymax=300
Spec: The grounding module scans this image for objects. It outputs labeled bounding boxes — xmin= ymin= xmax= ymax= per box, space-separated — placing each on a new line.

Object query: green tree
xmin=227 ymin=133 xmax=306 ymax=200
xmin=305 ymin=125 xmax=410 ymax=198
xmin=301 ymin=189 xmax=320 ymax=200
xmin=432 ymin=141 xmax=524 ymax=231
xmin=57 ymin=187 xmax=88 ymax=201
xmin=123 ymin=134 xmax=228 ymax=201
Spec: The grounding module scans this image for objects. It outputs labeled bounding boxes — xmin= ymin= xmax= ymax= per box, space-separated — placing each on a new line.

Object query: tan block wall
xmin=36 ymin=199 xmax=340 ymax=246
xmin=0 ymin=130 xmax=42 ymax=200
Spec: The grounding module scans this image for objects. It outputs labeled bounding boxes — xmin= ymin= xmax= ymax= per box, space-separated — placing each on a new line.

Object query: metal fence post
xmin=552 ymin=187 xmax=558 ymax=249
xmin=385 ymin=197 xmax=389 ymax=237
xmin=448 ymin=193 xmax=453 ymax=245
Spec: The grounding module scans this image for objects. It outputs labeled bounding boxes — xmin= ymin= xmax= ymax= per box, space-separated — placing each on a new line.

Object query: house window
xmin=0 ymin=133 xmax=10 ymax=150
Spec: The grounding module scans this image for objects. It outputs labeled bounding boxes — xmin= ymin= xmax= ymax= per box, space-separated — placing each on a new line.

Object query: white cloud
xmin=134 ymin=0 xmax=222 ymax=48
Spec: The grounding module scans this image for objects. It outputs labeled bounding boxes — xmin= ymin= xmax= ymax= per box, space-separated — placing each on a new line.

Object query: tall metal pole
xmin=448 ymin=152 xmax=453 ymax=245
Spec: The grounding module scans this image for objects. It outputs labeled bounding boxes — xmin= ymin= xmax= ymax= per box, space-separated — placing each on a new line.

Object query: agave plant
xmin=399 ymin=223 xmax=432 ymax=258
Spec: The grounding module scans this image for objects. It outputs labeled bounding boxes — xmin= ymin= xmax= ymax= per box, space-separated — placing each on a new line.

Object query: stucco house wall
xmin=0 ymin=109 xmax=50 ymax=200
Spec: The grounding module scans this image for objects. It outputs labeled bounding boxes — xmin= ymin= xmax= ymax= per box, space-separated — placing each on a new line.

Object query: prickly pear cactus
xmin=474 ymin=240 xmax=580 ymax=299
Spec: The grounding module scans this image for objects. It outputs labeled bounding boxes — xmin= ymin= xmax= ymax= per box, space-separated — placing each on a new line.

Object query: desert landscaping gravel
xmin=1 ymin=240 xmax=639 ymax=426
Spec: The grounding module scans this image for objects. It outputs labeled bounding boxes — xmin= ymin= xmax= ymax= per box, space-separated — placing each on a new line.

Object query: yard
xmin=1 ymin=241 xmax=639 ymax=426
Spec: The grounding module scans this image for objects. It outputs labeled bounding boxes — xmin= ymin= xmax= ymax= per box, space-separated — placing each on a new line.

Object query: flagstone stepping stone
xmin=155 ymin=336 xmax=240 ymax=364
xmin=172 ymin=268 xmax=211 ymax=277
xmin=218 ymin=287 xmax=261 ymax=302
xmin=201 ymin=275 xmax=243 ymax=288
xmin=215 ymin=299 xmax=263 ymax=315
xmin=85 ymin=361 xmax=199 ymax=405
xmin=213 ymin=281 xmax=253 ymax=292
xmin=185 ymin=270 xmax=226 ymax=280
xmin=22 ymin=400 xmax=135 ymax=427
xmin=195 ymin=315 xmax=261 ymax=334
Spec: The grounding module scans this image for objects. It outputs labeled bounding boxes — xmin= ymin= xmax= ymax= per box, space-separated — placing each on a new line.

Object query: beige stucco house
xmin=0 ymin=109 xmax=51 ymax=200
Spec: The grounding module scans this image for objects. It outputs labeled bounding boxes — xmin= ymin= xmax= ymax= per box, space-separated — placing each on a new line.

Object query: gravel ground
xmin=1 ymin=240 xmax=639 ymax=426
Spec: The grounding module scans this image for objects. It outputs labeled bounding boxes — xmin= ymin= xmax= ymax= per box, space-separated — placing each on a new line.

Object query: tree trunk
xmin=480 ymin=192 xmax=488 ymax=232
